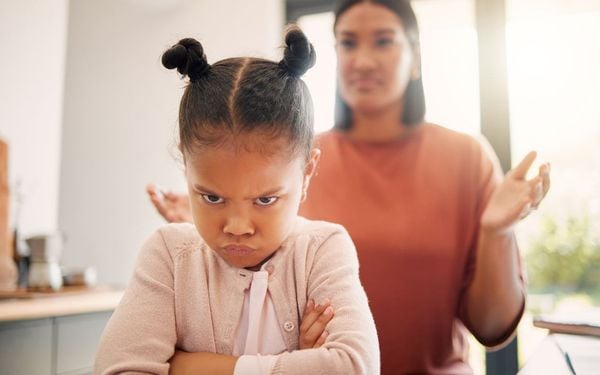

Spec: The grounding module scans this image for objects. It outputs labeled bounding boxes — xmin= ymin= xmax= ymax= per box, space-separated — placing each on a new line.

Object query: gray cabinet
xmin=0 ymin=311 xmax=112 ymax=375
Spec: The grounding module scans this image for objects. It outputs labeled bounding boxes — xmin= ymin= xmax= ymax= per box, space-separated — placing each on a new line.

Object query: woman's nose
xmin=353 ymin=47 xmax=378 ymax=71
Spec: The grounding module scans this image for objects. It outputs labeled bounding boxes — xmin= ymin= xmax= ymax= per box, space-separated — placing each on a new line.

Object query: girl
xmin=94 ymin=27 xmax=379 ymax=375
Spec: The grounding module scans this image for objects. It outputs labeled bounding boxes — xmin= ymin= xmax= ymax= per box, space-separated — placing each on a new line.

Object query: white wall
xmin=0 ymin=0 xmax=69 ymax=236
xmin=59 ymin=0 xmax=284 ymax=285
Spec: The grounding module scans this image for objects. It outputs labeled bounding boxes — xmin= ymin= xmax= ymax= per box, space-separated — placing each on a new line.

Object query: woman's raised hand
xmin=146 ymin=184 xmax=193 ymax=224
xmin=481 ymin=151 xmax=550 ymax=234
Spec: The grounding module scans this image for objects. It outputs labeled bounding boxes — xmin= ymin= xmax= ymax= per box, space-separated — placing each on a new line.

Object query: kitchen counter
xmin=0 ymin=287 xmax=123 ymax=322
xmin=0 ymin=287 xmax=124 ymax=375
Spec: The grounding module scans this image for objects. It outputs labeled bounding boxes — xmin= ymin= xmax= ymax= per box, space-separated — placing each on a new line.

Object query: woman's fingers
xmin=539 ymin=162 xmax=551 ymax=199
xmin=509 ymin=151 xmax=537 ymax=180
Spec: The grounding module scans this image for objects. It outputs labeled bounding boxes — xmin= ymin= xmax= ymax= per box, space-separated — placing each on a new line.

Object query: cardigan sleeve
xmin=94 ymin=229 xmax=177 ymax=375
xmin=272 ymin=227 xmax=380 ymax=375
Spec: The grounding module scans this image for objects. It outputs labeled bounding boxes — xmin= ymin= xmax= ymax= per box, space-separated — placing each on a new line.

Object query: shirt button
xmin=283 ymin=321 xmax=295 ymax=332
xmin=266 ymin=265 xmax=275 ymax=274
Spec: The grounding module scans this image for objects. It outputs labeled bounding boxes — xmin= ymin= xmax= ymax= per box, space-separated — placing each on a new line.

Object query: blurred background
xmin=1 ymin=0 xmax=598 ymax=374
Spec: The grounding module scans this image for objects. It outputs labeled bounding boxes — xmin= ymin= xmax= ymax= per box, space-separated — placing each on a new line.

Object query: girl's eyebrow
xmin=258 ymin=187 xmax=284 ymax=197
xmin=193 ymin=184 xmax=284 ymax=198
xmin=193 ymin=184 xmax=222 ymax=196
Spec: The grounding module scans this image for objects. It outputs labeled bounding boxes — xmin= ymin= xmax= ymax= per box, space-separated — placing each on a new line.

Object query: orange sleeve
xmin=457 ymin=136 xmax=527 ymax=347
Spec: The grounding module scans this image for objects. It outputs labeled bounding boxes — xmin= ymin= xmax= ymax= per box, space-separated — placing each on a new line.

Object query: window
xmin=506 ymin=0 xmax=600 ymax=364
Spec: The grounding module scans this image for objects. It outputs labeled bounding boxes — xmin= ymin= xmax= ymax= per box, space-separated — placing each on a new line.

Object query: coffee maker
xmin=26 ymin=233 xmax=63 ymax=291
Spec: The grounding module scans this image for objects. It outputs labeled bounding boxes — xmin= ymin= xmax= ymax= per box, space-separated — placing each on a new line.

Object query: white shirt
xmin=233 ymin=262 xmax=287 ymax=374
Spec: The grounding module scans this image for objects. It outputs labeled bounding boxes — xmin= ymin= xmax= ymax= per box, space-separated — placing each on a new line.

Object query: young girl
xmin=94 ymin=27 xmax=379 ymax=375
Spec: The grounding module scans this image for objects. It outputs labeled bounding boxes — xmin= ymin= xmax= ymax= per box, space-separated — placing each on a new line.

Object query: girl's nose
xmin=223 ymin=215 xmax=255 ymax=237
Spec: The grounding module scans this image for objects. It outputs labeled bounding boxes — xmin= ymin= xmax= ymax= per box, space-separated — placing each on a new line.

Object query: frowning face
xmin=184 ymin=136 xmax=319 ymax=270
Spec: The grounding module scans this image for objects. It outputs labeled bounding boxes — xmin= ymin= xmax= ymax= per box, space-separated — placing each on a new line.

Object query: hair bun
xmin=162 ymin=38 xmax=210 ymax=81
xmin=280 ymin=26 xmax=316 ymax=77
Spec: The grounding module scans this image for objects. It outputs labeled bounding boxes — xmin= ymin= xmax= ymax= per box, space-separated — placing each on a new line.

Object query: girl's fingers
xmin=313 ymin=330 xmax=329 ymax=349
xmin=300 ymin=299 xmax=330 ymax=336
xmin=303 ymin=299 xmax=315 ymax=315
xmin=303 ymin=306 xmax=334 ymax=346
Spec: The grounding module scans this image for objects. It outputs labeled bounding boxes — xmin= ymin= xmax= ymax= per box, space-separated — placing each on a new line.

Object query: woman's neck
xmin=347 ymin=103 xmax=407 ymax=142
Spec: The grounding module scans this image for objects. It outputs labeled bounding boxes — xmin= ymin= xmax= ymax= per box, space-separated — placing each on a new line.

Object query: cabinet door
xmin=0 ymin=318 xmax=53 ymax=375
xmin=55 ymin=311 xmax=112 ymax=375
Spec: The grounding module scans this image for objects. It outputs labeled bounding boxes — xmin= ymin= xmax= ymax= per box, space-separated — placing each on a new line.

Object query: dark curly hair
xmin=162 ymin=25 xmax=316 ymax=158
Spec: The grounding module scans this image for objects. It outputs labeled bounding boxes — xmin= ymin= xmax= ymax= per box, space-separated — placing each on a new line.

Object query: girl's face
xmin=335 ymin=2 xmax=418 ymax=114
xmin=184 ymin=137 xmax=320 ymax=270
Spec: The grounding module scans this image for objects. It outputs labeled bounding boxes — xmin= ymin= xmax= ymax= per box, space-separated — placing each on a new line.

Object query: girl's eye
xmin=255 ymin=196 xmax=278 ymax=206
xmin=201 ymin=194 xmax=224 ymax=204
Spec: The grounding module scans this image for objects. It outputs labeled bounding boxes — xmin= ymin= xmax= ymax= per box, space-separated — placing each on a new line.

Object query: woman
xmin=148 ymin=0 xmax=550 ymax=372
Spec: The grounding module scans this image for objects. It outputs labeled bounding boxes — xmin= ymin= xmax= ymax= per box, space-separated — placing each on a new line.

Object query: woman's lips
xmin=223 ymin=245 xmax=255 ymax=256
xmin=351 ymin=78 xmax=380 ymax=90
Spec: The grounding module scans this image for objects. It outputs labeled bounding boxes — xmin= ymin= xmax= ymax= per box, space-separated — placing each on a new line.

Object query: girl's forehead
xmin=185 ymin=141 xmax=304 ymax=175
xmin=186 ymin=132 xmax=303 ymax=162
xmin=186 ymin=144 xmax=305 ymax=197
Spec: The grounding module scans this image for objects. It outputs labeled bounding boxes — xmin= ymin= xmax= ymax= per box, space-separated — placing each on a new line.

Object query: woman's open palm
xmin=481 ymin=151 xmax=550 ymax=233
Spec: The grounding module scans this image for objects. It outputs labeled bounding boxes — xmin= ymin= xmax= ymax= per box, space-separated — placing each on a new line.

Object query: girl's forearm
xmin=464 ymin=228 xmax=525 ymax=345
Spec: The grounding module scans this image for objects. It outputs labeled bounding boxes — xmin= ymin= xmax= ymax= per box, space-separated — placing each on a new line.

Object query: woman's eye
xmin=375 ymin=38 xmax=394 ymax=47
xmin=201 ymin=194 xmax=224 ymax=204
xmin=255 ymin=196 xmax=278 ymax=206
xmin=338 ymin=39 xmax=356 ymax=49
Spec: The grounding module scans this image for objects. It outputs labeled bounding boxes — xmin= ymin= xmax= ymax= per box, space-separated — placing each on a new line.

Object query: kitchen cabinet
xmin=0 ymin=289 xmax=122 ymax=375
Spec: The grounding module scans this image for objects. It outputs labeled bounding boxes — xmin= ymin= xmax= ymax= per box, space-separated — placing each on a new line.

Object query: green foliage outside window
xmin=526 ymin=214 xmax=600 ymax=300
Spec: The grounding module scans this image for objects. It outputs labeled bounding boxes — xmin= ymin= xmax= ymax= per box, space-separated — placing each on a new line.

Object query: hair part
xmin=333 ymin=0 xmax=426 ymax=130
xmin=162 ymin=25 xmax=316 ymax=160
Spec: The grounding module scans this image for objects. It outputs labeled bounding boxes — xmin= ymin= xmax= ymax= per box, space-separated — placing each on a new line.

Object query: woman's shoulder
xmin=281 ymin=217 xmax=354 ymax=259
xmin=422 ymin=123 xmax=480 ymax=146
xmin=422 ymin=123 xmax=493 ymax=159
xmin=289 ymin=216 xmax=349 ymax=240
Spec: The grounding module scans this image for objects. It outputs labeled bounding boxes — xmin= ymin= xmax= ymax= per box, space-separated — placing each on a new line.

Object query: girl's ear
xmin=301 ymin=148 xmax=321 ymax=202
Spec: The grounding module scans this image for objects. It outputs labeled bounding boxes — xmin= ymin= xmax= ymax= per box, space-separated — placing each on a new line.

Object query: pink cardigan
xmin=94 ymin=217 xmax=380 ymax=374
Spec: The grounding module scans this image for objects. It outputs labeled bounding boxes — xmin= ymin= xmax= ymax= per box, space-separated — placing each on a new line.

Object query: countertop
xmin=0 ymin=286 xmax=123 ymax=323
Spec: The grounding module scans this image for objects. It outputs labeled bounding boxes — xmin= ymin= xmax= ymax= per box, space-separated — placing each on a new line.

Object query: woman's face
xmin=335 ymin=2 xmax=418 ymax=114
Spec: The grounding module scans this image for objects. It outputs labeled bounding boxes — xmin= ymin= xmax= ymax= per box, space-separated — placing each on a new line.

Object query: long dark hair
xmin=162 ymin=26 xmax=316 ymax=158
xmin=333 ymin=0 xmax=426 ymax=130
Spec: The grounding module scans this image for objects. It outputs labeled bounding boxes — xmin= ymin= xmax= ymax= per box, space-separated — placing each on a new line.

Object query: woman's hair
xmin=333 ymin=0 xmax=426 ymax=130
xmin=162 ymin=26 xmax=316 ymax=159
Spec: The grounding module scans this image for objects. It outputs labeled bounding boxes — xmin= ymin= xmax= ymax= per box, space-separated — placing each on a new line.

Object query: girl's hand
xmin=146 ymin=184 xmax=193 ymax=223
xmin=169 ymin=351 xmax=237 ymax=375
xmin=299 ymin=299 xmax=334 ymax=349
xmin=481 ymin=151 xmax=550 ymax=234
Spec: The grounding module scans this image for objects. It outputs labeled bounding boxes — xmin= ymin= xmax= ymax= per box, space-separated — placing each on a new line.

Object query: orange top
xmin=300 ymin=124 xmax=524 ymax=374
